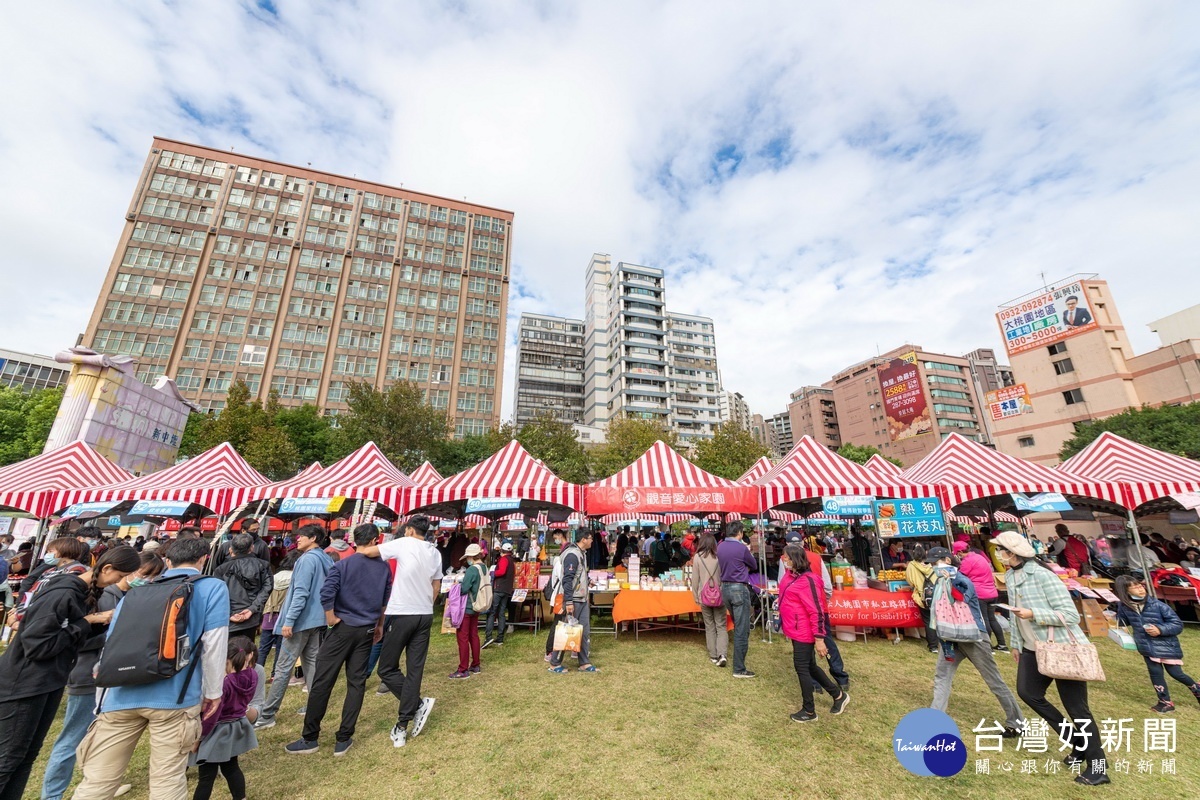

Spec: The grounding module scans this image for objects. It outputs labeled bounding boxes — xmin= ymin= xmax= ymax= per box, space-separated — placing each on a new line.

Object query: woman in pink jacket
xmin=953 ymin=541 xmax=1007 ymax=651
xmin=778 ymin=545 xmax=850 ymax=723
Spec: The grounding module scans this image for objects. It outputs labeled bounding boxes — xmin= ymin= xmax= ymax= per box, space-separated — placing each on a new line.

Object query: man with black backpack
xmin=214 ymin=533 xmax=274 ymax=641
xmin=73 ymin=537 xmax=231 ymax=800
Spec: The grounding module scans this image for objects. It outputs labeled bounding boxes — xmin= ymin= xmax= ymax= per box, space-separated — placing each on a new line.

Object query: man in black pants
xmin=357 ymin=515 xmax=443 ymax=748
xmin=285 ymin=524 xmax=390 ymax=757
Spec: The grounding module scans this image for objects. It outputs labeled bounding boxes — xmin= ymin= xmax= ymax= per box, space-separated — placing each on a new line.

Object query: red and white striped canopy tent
xmin=58 ymin=442 xmax=269 ymax=515
xmin=864 ymin=454 xmax=903 ymax=477
xmin=408 ymin=461 xmax=444 ymax=487
xmin=407 ymin=439 xmax=581 ymax=517
xmin=242 ymin=442 xmax=414 ymax=511
xmin=950 ymin=512 xmax=1022 ymax=525
xmin=1059 ymin=431 xmax=1200 ymax=511
xmin=902 ymin=432 xmax=1124 ymax=511
xmin=708 ymin=510 xmax=804 ymax=523
xmin=737 ymin=457 xmax=775 ymax=484
xmin=757 ymin=436 xmax=932 ymax=511
xmin=295 ymin=462 xmax=323 ymax=478
xmin=584 ymin=440 xmax=759 ymax=515
xmin=0 ymin=441 xmax=132 ymax=518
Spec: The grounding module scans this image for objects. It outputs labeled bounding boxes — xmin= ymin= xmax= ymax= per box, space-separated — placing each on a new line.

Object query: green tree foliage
xmin=1059 ymin=402 xmax=1200 ymax=460
xmin=178 ymin=411 xmax=211 ymax=459
xmin=590 ymin=416 xmax=682 ymax=480
xmin=836 ymin=442 xmax=903 ymax=467
xmin=177 ymin=383 xmax=302 ymax=479
xmin=334 ymin=381 xmax=450 ymax=471
xmin=692 ymin=424 xmax=770 ymax=480
xmin=0 ymin=386 xmax=65 ymax=466
xmin=274 ymin=403 xmax=335 ymax=467
xmin=516 ymin=412 xmax=590 ymax=484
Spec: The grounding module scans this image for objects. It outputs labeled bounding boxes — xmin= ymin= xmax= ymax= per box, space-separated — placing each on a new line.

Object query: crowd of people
xmin=3 ymin=513 xmax=1199 ymax=796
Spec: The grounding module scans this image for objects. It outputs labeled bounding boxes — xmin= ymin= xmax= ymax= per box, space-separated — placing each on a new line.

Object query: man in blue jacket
xmin=256 ymin=525 xmax=334 ymax=729
xmin=286 ymin=524 xmax=391 ymax=756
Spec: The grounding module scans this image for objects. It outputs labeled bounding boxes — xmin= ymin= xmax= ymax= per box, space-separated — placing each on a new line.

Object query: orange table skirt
xmin=612 ymin=590 xmax=733 ymax=629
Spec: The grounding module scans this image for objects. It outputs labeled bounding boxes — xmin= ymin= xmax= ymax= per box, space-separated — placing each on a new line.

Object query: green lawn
xmin=28 ymin=622 xmax=1200 ymax=799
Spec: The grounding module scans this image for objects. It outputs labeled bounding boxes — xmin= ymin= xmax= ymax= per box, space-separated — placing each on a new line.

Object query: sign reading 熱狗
xmin=996 ymin=280 xmax=1099 ymax=357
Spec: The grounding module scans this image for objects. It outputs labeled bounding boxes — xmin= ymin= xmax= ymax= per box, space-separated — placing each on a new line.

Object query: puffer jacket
xmin=958 ymin=551 xmax=998 ymax=601
xmin=1116 ymin=598 xmax=1185 ymax=661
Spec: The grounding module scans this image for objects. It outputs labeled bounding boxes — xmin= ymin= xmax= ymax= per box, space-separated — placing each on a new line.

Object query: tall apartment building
xmin=992 ymin=279 xmax=1200 ymax=464
xmin=826 ymin=344 xmax=988 ymax=466
xmin=666 ymin=312 xmax=723 ymax=444
xmin=767 ymin=411 xmax=794 ymax=457
xmin=965 ymin=348 xmax=1014 ymax=399
xmin=82 ymin=138 xmax=512 ymax=437
xmin=0 ymin=348 xmax=70 ymax=392
xmin=787 ymin=385 xmax=841 ymax=450
xmin=514 ymin=313 xmax=584 ymax=428
xmin=722 ymin=391 xmax=752 ymax=431
xmin=749 ymin=413 xmax=772 ymax=451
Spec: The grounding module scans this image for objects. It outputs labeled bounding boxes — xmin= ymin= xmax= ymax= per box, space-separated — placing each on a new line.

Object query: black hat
xmin=924 ymin=546 xmax=952 ymax=564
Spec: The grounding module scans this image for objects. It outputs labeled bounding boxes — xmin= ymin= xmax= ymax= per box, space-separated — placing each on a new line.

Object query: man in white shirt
xmin=357 ymin=515 xmax=442 ymax=749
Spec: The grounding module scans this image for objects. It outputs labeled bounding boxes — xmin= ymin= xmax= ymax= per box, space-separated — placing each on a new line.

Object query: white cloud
xmin=1 ymin=1 xmax=1197 ymax=421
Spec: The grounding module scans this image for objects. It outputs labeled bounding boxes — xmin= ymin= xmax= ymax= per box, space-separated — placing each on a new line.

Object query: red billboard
xmin=879 ymin=354 xmax=933 ymax=442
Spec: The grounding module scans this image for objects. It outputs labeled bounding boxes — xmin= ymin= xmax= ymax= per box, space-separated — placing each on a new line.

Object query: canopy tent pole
xmin=1126 ymin=509 xmax=1157 ymax=600
xmin=30 ymin=517 xmax=51 ymax=560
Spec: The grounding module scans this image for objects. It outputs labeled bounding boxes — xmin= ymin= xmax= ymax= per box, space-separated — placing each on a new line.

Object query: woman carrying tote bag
xmin=995 ymin=531 xmax=1110 ymax=787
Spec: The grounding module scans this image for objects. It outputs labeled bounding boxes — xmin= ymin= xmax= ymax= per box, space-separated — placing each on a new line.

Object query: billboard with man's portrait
xmin=995 ymin=279 xmax=1099 ymax=357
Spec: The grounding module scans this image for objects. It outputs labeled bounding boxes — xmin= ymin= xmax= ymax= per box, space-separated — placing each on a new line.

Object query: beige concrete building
xmin=82 ymin=138 xmax=512 ymax=436
xmin=825 ymin=344 xmax=989 ymax=467
xmin=994 ymin=281 xmax=1200 ymax=464
xmin=767 ymin=411 xmax=794 ymax=457
xmin=0 ymin=348 xmax=70 ymax=392
xmin=786 ymin=385 xmax=841 ymax=450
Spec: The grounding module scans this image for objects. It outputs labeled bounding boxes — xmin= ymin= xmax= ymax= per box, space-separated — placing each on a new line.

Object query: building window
xmin=1062 ymin=388 xmax=1085 ymax=405
xmin=1017 ymin=436 xmax=1035 ymax=448
xmin=1052 ymin=358 xmax=1074 ymax=375
xmin=1047 ymin=342 xmax=1067 ymax=356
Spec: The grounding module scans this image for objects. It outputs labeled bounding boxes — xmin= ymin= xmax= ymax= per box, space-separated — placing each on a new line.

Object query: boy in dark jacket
xmin=1115 ymin=576 xmax=1200 ymax=712
xmin=483 ymin=541 xmax=516 ymax=648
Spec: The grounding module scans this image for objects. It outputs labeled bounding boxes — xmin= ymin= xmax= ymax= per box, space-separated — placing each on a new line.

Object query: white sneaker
xmin=390 ymin=724 xmax=407 ymax=748
xmin=411 ymin=697 xmax=436 ymax=738
xmin=254 ymin=716 xmax=276 ymax=730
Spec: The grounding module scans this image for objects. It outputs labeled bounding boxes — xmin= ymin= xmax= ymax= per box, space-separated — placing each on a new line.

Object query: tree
xmin=195 ymin=382 xmax=266 ymax=453
xmin=1059 ymin=402 xmax=1200 ymax=461
xmin=692 ymin=424 xmax=770 ymax=480
xmin=516 ymin=412 xmax=590 ymax=484
xmin=0 ymin=386 xmax=65 ymax=466
xmin=837 ymin=443 xmax=902 ymax=467
xmin=178 ymin=411 xmax=212 ymax=459
xmin=243 ymin=424 xmax=300 ymax=480
xmin=590 ymin=416 xmax=682 ymax=480
xmin=429 ymin=424 xmax=513 ymax=476
xmin=335 ymin=381 xmax=450 ymax=471
xmin=274 ymin=403 xmax=334 ymax=467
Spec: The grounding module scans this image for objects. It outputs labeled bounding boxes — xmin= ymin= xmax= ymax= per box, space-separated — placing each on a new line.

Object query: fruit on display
xmin=876 ymin=570 xmax=908 ymax=581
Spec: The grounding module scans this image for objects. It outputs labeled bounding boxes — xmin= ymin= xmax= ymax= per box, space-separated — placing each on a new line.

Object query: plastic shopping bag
xmin=553 ymin=620 xmax=583 ymax=653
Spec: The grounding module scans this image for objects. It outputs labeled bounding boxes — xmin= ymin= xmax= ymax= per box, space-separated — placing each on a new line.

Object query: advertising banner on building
xmin=879 ymin=353 xmax=932 ymax=442
xmin=996 ymin=279 xmax=1099 ymax=356
xmin=985 ymin=384 xmax=1034 ymax=421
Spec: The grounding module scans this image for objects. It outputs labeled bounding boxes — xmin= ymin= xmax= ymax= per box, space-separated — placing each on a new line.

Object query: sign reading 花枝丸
xmin=985 ymin=384 xmax=1033 ymax=421
xmin=995 ymin=280 xmax=1099 ymax=357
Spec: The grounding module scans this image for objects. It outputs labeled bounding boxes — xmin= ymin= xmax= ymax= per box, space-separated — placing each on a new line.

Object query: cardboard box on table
xmin=1074 ymin=598 xmax=1110 ymax=637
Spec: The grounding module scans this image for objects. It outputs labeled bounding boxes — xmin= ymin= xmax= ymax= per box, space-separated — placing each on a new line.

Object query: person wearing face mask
xmin=40 ymin=551 xmax=165 ymax=800
xmin=995 ymin=531 xmax=1110 ymax=787
xmin=18 ymin=537 xmax=91 ymax=599
xmin=924 ymin=547 xmax=1022 ymax=739
xmin=777 ymin=545 xmax=848 ymax=722
xmin=0 ymin=546 xmax=141 ymax=800
xmin=1114 ymin=576 xmax=1199 ymax=713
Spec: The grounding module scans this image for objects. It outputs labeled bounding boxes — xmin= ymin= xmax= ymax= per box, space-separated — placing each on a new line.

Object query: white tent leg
xmin=1126 ymin=510 xmax=1157 ymax=600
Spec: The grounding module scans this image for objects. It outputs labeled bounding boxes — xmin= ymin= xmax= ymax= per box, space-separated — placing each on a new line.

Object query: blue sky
xmin=2 ymin=1 xmax=1199 ymax=419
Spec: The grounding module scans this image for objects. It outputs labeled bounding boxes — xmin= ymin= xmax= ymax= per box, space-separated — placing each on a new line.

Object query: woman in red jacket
xmin=778 ymin=545 xmax=849 ymax=723
xmin=953 ymin=541 xmax=1007 ymax=651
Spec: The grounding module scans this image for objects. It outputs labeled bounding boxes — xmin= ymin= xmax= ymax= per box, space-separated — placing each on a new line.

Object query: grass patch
xmin=27 ymin=623 xmax=1200 ymax=799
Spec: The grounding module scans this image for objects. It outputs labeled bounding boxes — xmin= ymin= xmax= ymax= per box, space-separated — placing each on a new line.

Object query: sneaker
xmin=993 ymin=644 xmax=1009 ymax=652
xmin=288 ymin=676 xmax=305 ymax=687
xmin=1063 ymin=754 xmax=1085 ymax=767
xmin=482 ymin=638 xmax=495 ymax=650
xmin=506 ymin=625 xmax=514 ymax=635
xmin=710 ymin=657 xmax=719 ymax=665
xmin=1152 ymin=700 xmax=1175 ymax=713
xmin=1002 ymin=727 xmax=1021 ymax=739
xmin=493 ymin=640 xmax=504 ymax=646
xmin=830 ymin=692 xmax=850 ymax=715
xmin=1074 ymin=773 xmax=1112 ymax=786
xmin=284 ymin=738 xmax=319 ymax=755
xmin=390 ymin=724 xmax=407 ymax=749
xmin=296 ymin=706 xmax=307 ymax=715
xmin=448 ymin=670 xmax=470 ymax=679
xmin=254 ymin=716 xmax=276 ymax=730
xmin=790 ymin=710 xmax=818 ymax=723
xmin=716 ymin=655 xmax=727 ymax=668
xmin=733 ymin=670 xmax=756 ymax=679
xmin=468 ymin=666 xmax=481 ymax=675
xmin=376 ymin=683 xmax=391 ymax=695
xmin=411 ymin=697 xmax=435 ymax=738
xmin=334 ymin=739 xmax=353 ymax=757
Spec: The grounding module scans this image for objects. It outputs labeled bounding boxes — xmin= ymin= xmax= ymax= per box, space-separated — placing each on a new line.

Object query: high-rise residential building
xmin=0 ymin=348 xmax=70 ymax=392
xmin=787 ymin=385 xmax=841 ymax=450
xmin=749 ymin=412 xmax=772 ymax=452
xmin=82 ymin=138 xmax=512 ymax=437
xmin=991 ymin=279 xmax=1200 ymax=464
xmin=767 ymin=411 xmax=794 ymax=457
xmin=965 ymin=348 xmax=1014 ymax=399
xmin=514 ymin=313 xmax=584 ymax=428
xmin=722 ymin=391 xmax=752 ymax=431
xmin=666 ymin=312 xmax=723 ymax=444
xmin=825 ymin=344 xmax=988 ymax=467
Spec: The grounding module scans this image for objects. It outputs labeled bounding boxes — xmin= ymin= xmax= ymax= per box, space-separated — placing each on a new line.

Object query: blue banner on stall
xmin=1010 ymin=492 xmax=1072 ymax=513
xmin=107 ymin=516 xmax=123 ymax=527
xmin=129 ymin=499 xmax=193 ymax=517
xmin=60 ymin=501 xmax=120 ymax=519
xmin=278 ymin=497 xmax=338 ymax=515
xmin=821 ymin=495 xmax=874 ymax=516
xmin=873 ymin=497 xmax=946 ymax=537
xmin=465 ymin=497 xmax=522 ymax=513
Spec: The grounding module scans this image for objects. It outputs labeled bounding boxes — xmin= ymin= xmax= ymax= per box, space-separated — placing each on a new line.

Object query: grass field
xmin=27 ymin=621 xmax=1200 ymax=799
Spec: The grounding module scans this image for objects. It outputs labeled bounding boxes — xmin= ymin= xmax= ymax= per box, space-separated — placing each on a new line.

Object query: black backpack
xmin=95 ymin=574 xmax=208 ymax=700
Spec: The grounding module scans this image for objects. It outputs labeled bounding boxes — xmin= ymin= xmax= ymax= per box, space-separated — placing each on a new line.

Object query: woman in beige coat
xmin=690 ymin=532 xmax=728 ymax=667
